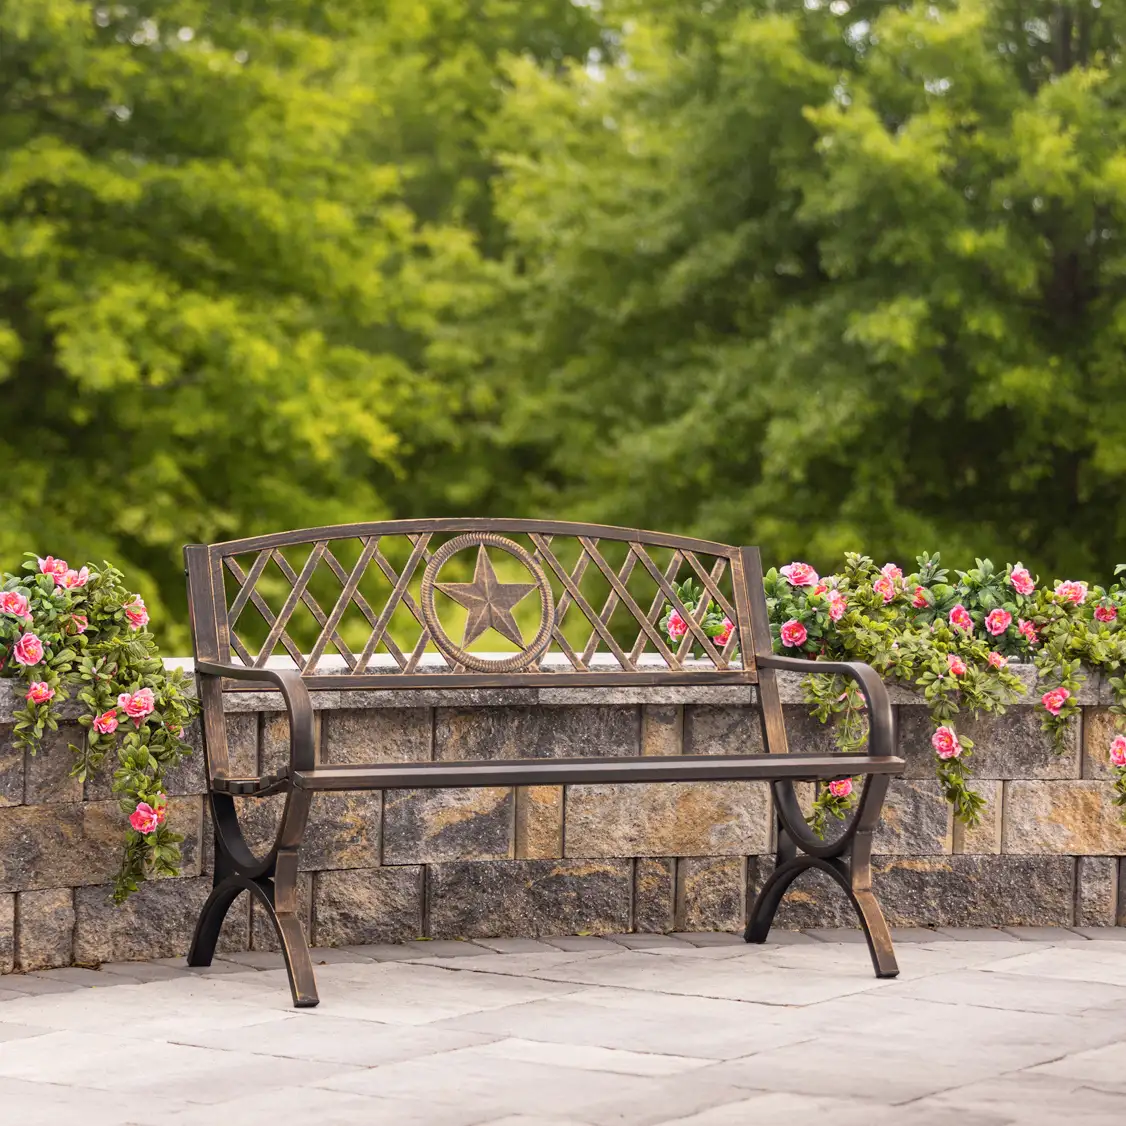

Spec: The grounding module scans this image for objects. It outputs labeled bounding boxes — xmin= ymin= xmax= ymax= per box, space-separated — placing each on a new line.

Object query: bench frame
xmin=183 ymin=519 xmax=904 ymax=1007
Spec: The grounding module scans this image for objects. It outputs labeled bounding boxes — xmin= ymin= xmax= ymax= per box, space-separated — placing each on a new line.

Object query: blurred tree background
xmin=2 ymin=0 xmax=1124 ymax=647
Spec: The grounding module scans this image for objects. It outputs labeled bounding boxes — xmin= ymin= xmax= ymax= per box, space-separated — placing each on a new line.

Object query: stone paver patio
xmin=2 ymin=929 xmax=1125 ymax=1125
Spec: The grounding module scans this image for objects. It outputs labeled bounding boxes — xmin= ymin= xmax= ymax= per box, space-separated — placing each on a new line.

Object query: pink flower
xmin=666 ymin=610 xmax=688 ymax=641
xmin=12 ymin=632 xmax=44 ymax=666
xmin=988 ymin=651 xmax=1008 ymax=669
xmin=58 ymin=567 xmax=89 ymax=589
xmin=25 ymin=681 xmax=54 ymax=704
xmin=1109 ymin=736 xmax=1126 ymax=768
xmin=1041 ymin=687 xmax=1071 ymax=716
xmin=93 ymin=710 xmax=119 ymax=735
xmin=949 ymin=604 xmax=973 ymax=632
xmin=985 ymin=608 xmax=1012 ymax=636
xmin=780 ymin=562 xmax=819 ymax=588
xmin=812 ymin=583 xmax=828 ymax=596
xmin=123 ymin=597 xmax=149 ymax=631
xmin=780 ymin=619 xmax=808 ymax=648
xmin=37 ymin=556 xmax=68 ymax=580
xmin=129 ymin=802 xmax=161 ymax=835
xmin=1018 ymin=619 xmax=1038 ymax=646
xmin=1094 ymin=605 xmax=1118 ymax=623
xmin=828 ymin=591 xmax=846 ymax=622
xmin=880 ymin=563 xmax=903 ymax=582
xmin=117 ymin=687 xmax=156 ymax=724
xmin=0 ymin=591 xmax=32 ymax=622
xmin=828 ymin=778 xmax=853 ymax=799
xmin=1055 ymin=580 xmax=1087 ymax=605
xmin=714 ymin=617 xmax=734 ymax=646
xmin=872 ymin=575 xmax=896 ymax=604
xmin=69 ymin=613 xmax=88 ymax=635
xmin=911 ymin=586 xmax=928 ymax=609
xmin=1008 ymin=566 xmax=1035 ymax=596
xmin=948 ymin=654 xmax=967 ymax=676
xmin=931 ymin=726 xmax=962 ymax=760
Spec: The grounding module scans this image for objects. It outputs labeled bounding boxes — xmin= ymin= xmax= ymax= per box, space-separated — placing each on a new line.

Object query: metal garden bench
xmin=183 ymin=519 xmax=904 ymax=1007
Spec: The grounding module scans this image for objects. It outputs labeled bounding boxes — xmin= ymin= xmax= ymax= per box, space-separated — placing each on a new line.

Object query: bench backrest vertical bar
xmin=185 ymin=544 xmax=233 ymax=779
xmin=739 ymin=546 xmax=789 ymax=756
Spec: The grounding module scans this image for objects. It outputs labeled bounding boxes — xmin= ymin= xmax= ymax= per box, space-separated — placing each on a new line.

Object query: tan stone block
xmin=383 ymin=787 xmax=513 ymax=864
xmin=1076 ymin=856 xmax=1118 ymax=927
xmin=515 ymin=786 xmax=563 ymax=859
xmin=313 ymin=866 xmax=423 ymax=946
xmin=16 ymin=887 xmax=75 ymax=970
xmin=634 ymin=858 xmax=674 ymax=933
xmin=0 ymin=725 xmax=22 ymax=807
xmin=260 ymin=710 xmax=323 ymax=772
xmin=641 ymin=706 xmax=682 ymax=756
xmin=0 ymin=893 xmax=12 ymax=973
xmin=875 ymin=779 xmax=952 ymax=856
xmin=952 ymin=779 xmax=1003 ymax=854
xmin=676 ymin=857 xmax=744 ymax=933
xmin=1002 ymin=781 xmax=1126 ymax=855
xmin=324 ymin=708 xmax=432 ymax=764
xmin=1083 ymin=710 xmax=1126 ymax=781
xmin=251 ymin=873 xmax=312 ymax=951
xmin=26 ymin=724 xmax=83 ymax=804
xmin=564 ymin=781 xmax=771 ymax=858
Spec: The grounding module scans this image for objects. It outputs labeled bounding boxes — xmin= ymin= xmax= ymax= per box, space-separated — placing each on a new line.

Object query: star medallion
xmin=436 ymin=546 xmax=536 ymax=649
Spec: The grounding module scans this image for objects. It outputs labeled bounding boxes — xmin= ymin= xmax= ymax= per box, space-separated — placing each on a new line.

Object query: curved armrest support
xmin=195 ymin=661 xmax=316 ymax=773
xmin=755 ymin=654 xmax=895 ymax=760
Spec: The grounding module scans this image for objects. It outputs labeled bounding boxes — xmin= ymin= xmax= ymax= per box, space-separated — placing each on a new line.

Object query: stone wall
xmin=1 ymin=667 xmax=1124 ymax=971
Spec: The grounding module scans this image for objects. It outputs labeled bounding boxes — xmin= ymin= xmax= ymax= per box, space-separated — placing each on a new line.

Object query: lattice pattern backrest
xmin=188 ymin=520 xmax=758 ymax=683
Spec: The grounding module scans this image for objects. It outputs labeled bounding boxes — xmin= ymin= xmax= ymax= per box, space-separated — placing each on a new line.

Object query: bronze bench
xmin=183 ymin=519 xmax=904 ymax=1007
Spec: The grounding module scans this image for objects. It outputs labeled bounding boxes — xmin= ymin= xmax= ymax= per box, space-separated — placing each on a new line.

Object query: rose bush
xmin=0 ymin=555 xmax=198 ymax=901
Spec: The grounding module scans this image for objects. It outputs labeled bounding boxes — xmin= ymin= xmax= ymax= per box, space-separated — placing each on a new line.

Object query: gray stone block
xmin=251 ymin=872 xmax=312 ymax=951
xmin=26 ymin=724 xmax=84 ymax=804
xmin=435 ymin=706 xmax=639 ymax=761
xmin=952 ymin=779 xmax=1003 ymax=854
xmin=325 ymin=707 xmax=432 ymax=764
xmin=383 ymin=787 xmax=513 ymax=864
xmin=683 ymin=705 xmax=763 ymax=756
xmin=313 ymin=866 xmax=424 ymax=946
xmin=0 ymin=725 xmax=22 ymax=807
xmin=0 ymin=893 xmax=12 ymax=973
xmin=15 ymin=887 xmax=74 ymax=971
xmin=1076 ymin=856 xmax=1119 ymax=927
xmin=875 ymin=778 xmax=952 ymax=855
xmin=634 ymin=857 xmax=674 ymax=933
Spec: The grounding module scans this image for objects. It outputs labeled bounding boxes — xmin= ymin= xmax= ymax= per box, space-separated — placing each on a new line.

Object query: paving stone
xmin=541 ymin=936 xmax=621 ymax=952
xmin=0 ymin=974 xmax=82 ymax=994
xmin=889 ymin=927 xmax=948 ymax=942
xmin=313 ymin=866 xmax=424 ymax=947
xmin=514 ymin=786 xmax=563 ymax=859
xmin=472 ymin=937 xmax=562 ymax=955
xmin=32 ymin=966 xmax=135 ymax=987
xmin=934 ymin=928 xmax=1015 ymax=942
xmin=1068 ymin=926 xmax=1126 ymax=940
xmin=671 ymin=931 xmax=745 ymax=947
xmin=1000 ymin=926 xmax=1087 ymax=941
xmin=676 ymin=856 xmax=745 ymax=933
xmin=308 ymin=946 xmax=378 ymax=964
xmin=1003 ymin=780 xmax=1126 ymax=855
xmin=435 ymin=705 xmax=639 ymax=761
xmin=801 ymin=928 xmax=868 ymax=944
xmin=97 ymin=960 xmax=192 ymax=981
xmin=605 ymin=933 xmax=694 ymax=950
xmin=383 ymin=786 xmax=513 ymax=863
xmin=221 ymin=949 xmax=287 ymax=970
xmin=406 ymin=939 xmax=490 ymax=957
xmin=15 ymin=887 xmax=74 ymax=971
xmin=633 ymin=857 xmax=674 ymax=933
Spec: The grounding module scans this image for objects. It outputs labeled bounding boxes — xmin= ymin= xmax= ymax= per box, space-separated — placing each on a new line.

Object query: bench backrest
xmin=184 ymin=519 xmax=776 ymax=692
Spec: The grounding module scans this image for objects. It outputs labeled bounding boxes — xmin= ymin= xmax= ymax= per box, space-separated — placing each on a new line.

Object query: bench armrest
xmin=755 ymin=654 xmax=895 ymax=759
xmin=195 ymin=661 xmax=316 ymax=773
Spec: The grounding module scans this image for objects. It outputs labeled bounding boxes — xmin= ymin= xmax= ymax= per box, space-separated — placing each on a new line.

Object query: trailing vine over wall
xmin=0 ymin=555 xmax=198 ymax=900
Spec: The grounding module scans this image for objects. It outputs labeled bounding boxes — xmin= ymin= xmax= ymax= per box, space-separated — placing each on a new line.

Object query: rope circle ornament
xmin=420 ymin=533 xmax=556 ymax=673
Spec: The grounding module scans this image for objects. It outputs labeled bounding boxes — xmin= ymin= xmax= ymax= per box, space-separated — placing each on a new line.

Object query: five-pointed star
xmin=436 ymin=546 xmax=535 ymax=650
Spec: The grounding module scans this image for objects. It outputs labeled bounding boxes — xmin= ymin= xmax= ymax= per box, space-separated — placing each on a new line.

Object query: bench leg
xmin=745 ymin=776 xmax=899 ymax=979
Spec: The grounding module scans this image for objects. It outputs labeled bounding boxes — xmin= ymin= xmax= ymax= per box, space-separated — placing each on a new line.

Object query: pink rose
xmin=1109 ymin=736 xmax=1126 ymax=768
xmin=985 ymin=608 xmax=1012 ymax=636
xmin=828 ymin=591 xmax=846 ymax=622
xmin=714 ymin=617 xmax=734 ymax=646
xmin=37 ymin=556 xmax=68 ymax=580
xmin=0 ymin=591 xmax=32 ymax=622
xmin=880 ymin=563 xmax=903 ymax=582
xmin=1041 ymin=687 xmax=1071 ymax=716
xmin=1094 ymin=606 xmax=1118 ymax=624
xmin=911 ymin=586 xmax=928 ymax=609
xmin=948 ymin=654 xmax=967 ymax=676
xmin=93 ymin=710 xmax=119 ymax=735
xmin=69 ymin=614 xmax=88 ymax=635
xmin=779 ymin=562 xmax=819 ymax=588
xmin=117 ymin=687 xmax=156 ymax=724
xmin=949 ymin=604 xmax=973 ymax=632
xmin=123 ymin=597 xmax=149 ymax=631
xmin=779 ymin=619 xmax=807 ymax=648
xmin=1018 ymin=619 xmax=1038 ymax=646
xmin=1055 ymin=580 xmax=1087 ymax=605
xmin=872 ymin=575 xmax=896 ymax=604
xmin=988 ymin=651 xmax=1008 ymax=669
xmin=666 ymin=610 xmax=688 ymax=641
xmin=129 ymin=802 xmax=161 ymax=835
xmin=59 ymin=567 xmax=89 ymax=589
xmin=931 ymin=726 xmax=962 ymax=760
xmin=25 ymin=681 xmax=55 ymax=704
xmin=1008 ymin=566 xmax=1035 ymax=596
xmin=812 ymin=583 xmax=828 ymax=596
xmin=12 ymin=632 xmax=44 ymax=666
xmin=828 ymin=778 xmax=853 ymax=799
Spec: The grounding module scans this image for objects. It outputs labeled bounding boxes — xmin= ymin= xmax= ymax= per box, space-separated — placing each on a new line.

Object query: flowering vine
xmin=0 ymin=555 xmax=198 ymax=901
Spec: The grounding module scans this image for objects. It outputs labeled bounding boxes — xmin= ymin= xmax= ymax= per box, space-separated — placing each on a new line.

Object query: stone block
xmin=251 ymin=872 xmax=313 ymax=951
xmin=1083 ymin=709 xmax=1126 ymax=781
xmin=26 ymin=724 xmax=84 ymax=804
xmin=1076 ymin=856 xmax=1118 ymax=927
xmin=0 ymin=725 xmax=22 ymax=807
xmin=217 ymin=895 xmax=251 ymax=954
xmin=427 ymin=859 xmax=632 ymax=939
xmin=564 ymin=781 xmax=771 ymax=857
xmin=675 ymin=856 xmax=745 ymax=933
xmin=875 ymin=779 xmax=952 ymax=855
xmin=383 ymin=787 xmax=513 ymax=863
xmin=313 ymin=866 xmax=423 ymax=946
xmin=15 ymin=887 xmax=75 ymax=970
xmin=898 ymin=706 xmax=1079 ymax=779
xmin=780 ymin=705 xmax=846 ymax=756
xmin=0 ymin=796 xmax=202 ymax=891
xmin=260 ymin=710 xmax=323 ymax=772
xmin=634 ymin=857 xmax=674 ymax=933
xmin=952 ymin=779 xmax=1003 ymax=854
xmin=434 ymin=706 xmax=639 ymax=761
xmin=1003 ymin=781 xmax=1126 ymax=855
xmin=0 ymin=893 xmax=12 ymax=973
xmin=683 ymin=705 xmax=763 ymax=756
xmin=225 ymin=712 xmax=261 ymax=777
xmin=324 ymin=707 xmax=432 ymax=764
xmin=515 ymin=786 xmax=563 ymax=859
xmin=157 ymin=719 xmax=206 ymax=796
xmin=641 ymin=706 xmax=682 ymax=756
